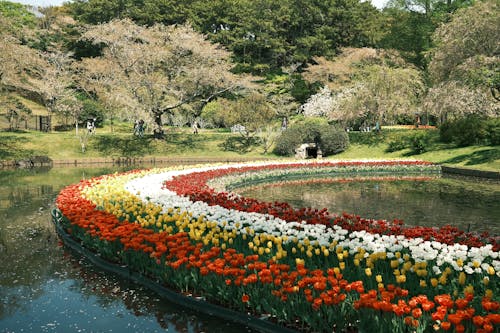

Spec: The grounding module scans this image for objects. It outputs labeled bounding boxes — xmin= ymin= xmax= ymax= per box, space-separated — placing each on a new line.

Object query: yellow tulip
xmin=458 ymin=272 xmax=466 ymax=285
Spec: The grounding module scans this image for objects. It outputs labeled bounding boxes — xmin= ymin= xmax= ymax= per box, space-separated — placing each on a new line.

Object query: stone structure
xmin=295 ymin=143 xmax=322 ymax=159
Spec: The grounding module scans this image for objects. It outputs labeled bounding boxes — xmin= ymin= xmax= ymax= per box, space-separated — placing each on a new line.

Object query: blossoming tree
xmin=80 ymin=19 xmax=255 ymax=138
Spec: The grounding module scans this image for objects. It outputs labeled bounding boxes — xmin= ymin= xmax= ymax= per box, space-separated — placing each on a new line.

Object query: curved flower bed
xmin=54 ymin=160 xmax=499 ymax=333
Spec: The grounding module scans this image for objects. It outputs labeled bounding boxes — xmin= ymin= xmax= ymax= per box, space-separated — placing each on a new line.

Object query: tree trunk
xmin=153 ymin=111 xmax=164 ymax=139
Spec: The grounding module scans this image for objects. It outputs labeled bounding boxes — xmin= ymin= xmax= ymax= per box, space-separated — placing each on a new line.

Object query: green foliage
xmin=349 ymin=131 xmax=387 ymax=146
xmin=200 ymin=100 xmax=226 ymax=128
xmin=439 ymin=116 xmax=498 ymax=147
xmin=0 ymin=135 xmax=33 ymax=159
xmin=378 ymin=9 xmax=435 ymax=68
xmin=290 ymin=74 xmax=318 ymax=104
xmin=487 ymin=118 xmax=500 ymax=145
xmin=380 ymin=0 xmax=476 ymax=68
xmin=0 ymin=1 xmax=37 ymax=28
xmin=79 ymin=97 xmax=106 ymax=127
xmin=409 ymin=132 xmax=431 ymax=154
xmin=222 ymin=93 xmax=275 ymax=137
xmin=69 ymin=0 xmax=382 ymax=73
xmin=273 ymin=127 xmax=304 ymax=156
xmin=273 ymin=118 xmax=349 ymax=157
xmin=320 ymin=126 xmax=350 ymax=155
xmin=383 ymin=130 xmax=434 ymax=154
xmin=386 ymin=138 xmax=408 ymax=152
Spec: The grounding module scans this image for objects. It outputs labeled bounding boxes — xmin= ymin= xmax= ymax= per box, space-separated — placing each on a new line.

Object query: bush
xmin=320 ymin=126 xmax=349 ymax=155
xmin=273 ymin=127 xmax=304 ymax=156
xmin=273 ymin=118 xmax=349 ymax=157
xmin=486 ymin=117 xmax=500 ymax=145
xmin=409 ymin=132 xmax=431 ymax=154
xmin=439 ymin=116 xmax=493 ymax=147
xmin=438 ymin=121 xmax=455 ymax=143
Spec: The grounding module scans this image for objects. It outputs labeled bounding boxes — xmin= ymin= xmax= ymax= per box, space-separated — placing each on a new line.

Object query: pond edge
xmin=441 ymin=165 xmax=500 ymax=180
xmin=51 ymin=208 xmax=300 ymax=333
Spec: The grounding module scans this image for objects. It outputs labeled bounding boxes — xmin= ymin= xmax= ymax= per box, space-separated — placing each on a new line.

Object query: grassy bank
xmin=1 ymin=126 xmax=499 ymax=171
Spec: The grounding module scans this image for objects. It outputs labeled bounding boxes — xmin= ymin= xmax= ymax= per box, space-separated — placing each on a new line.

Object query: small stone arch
xmin=295 ymin=143 xmax=322 ymax=159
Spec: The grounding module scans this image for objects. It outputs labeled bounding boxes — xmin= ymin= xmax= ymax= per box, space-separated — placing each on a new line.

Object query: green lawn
xmin=1 ymin=127 xmax=499 ymax=172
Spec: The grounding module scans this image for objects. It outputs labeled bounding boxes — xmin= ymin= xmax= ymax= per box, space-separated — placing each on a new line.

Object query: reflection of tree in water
xmin=238 ymin=175 xmax=500 ymax=235
xmin=0 ymin=211 xmax=61 ymax=319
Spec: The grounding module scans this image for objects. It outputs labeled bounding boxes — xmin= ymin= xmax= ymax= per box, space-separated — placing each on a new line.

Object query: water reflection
xmin=0 ymin=165 xmax=256 ymax=333
xmin=237 ymin=174 xmax=500 ymax=235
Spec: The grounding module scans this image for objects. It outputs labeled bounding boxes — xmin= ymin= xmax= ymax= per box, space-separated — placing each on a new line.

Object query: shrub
xmin=439 ymin=116 xmax=492 ymax=147
xmin=273 ymin=127 xmax=303 ymax=156
xmin=273 ymin=118 xmax=349 ymax=157
xmin=486 ymin=117 xmax=500 ymax=145
xmin=320 ymin=126 xmax=349 ymax=155
xmin=438 ymin=121 xmax=455 ymax=143
xmin=409 ymin=132 xmax=431 ymax=154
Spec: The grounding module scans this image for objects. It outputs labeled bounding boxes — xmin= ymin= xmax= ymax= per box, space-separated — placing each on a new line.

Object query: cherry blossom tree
xmin=301 ymin=48 xmax=424 ymax=126
xmin=80 ymin=19 xmax=255 ymax=138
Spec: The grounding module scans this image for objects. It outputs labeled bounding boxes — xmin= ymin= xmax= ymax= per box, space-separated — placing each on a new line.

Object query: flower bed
xmin=54 ymin=160 xmax=499 ymax=332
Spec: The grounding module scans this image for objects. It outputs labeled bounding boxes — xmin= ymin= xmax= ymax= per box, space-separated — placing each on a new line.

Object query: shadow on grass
xmin=164 ymin=132 xmax=201 ymax=150
xmin=93 ymin=135 xmax=156 ymax=157
xmin=441 ymin=148 xmax=500 ymax=166
xmin=0 ymin=135 xmax=35 ymax=160
xmin=218 ymin=136 xmax=259 ymax=154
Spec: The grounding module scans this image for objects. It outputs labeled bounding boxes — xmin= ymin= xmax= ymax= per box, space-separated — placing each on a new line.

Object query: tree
xmin=79 ymin=19 xmax=255 ymax=138
xmin=301 ymin=48 xmax=425 ymax=126
xmin=221 ymin=92 xmax=275 ymax=143
xmin=380 ymin=0 xmax=474 ymax=68
xmin=427 ymin=0 xmax=499 ymax=103
xmin=301 ymin=86 xmax=334 ymax=118
xmin=423 ymin=81 xmax=498 ymax=123
xmin=69 ymin=0 xmax=384 ymax=73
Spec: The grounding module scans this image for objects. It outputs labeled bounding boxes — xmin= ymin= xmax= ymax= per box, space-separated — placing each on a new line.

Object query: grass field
xmin=1 ymin=125 xmax=499 ymax=171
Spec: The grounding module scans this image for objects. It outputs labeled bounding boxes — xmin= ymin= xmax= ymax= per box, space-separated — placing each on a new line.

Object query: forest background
xmin=0 ymin=0 xmax=498 ymax=167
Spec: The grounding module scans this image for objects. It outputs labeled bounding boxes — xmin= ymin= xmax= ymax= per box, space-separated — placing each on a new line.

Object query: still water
xmin=237 ymin=174 xmax=500 ymax=235
xmin=0 ymin=165 xmax=256 ymax=333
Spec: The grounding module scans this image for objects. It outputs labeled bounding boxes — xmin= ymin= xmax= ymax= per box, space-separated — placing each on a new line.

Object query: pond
xmin=2 ymin=165 xmax=499 ymax=333
xmin=236 ymin=174 xmax=500 ymax=235
xmin=0 ymin=165 xmax=257 ymax=333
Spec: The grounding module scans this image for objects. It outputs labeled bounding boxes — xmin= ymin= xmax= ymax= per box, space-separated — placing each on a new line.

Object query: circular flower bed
xmin=54 ymin=160 xmax=499 ymax=333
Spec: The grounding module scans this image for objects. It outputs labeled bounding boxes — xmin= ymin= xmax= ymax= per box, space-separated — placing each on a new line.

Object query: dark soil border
xmin=441 ymin=165 xmax=500 ymax=180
